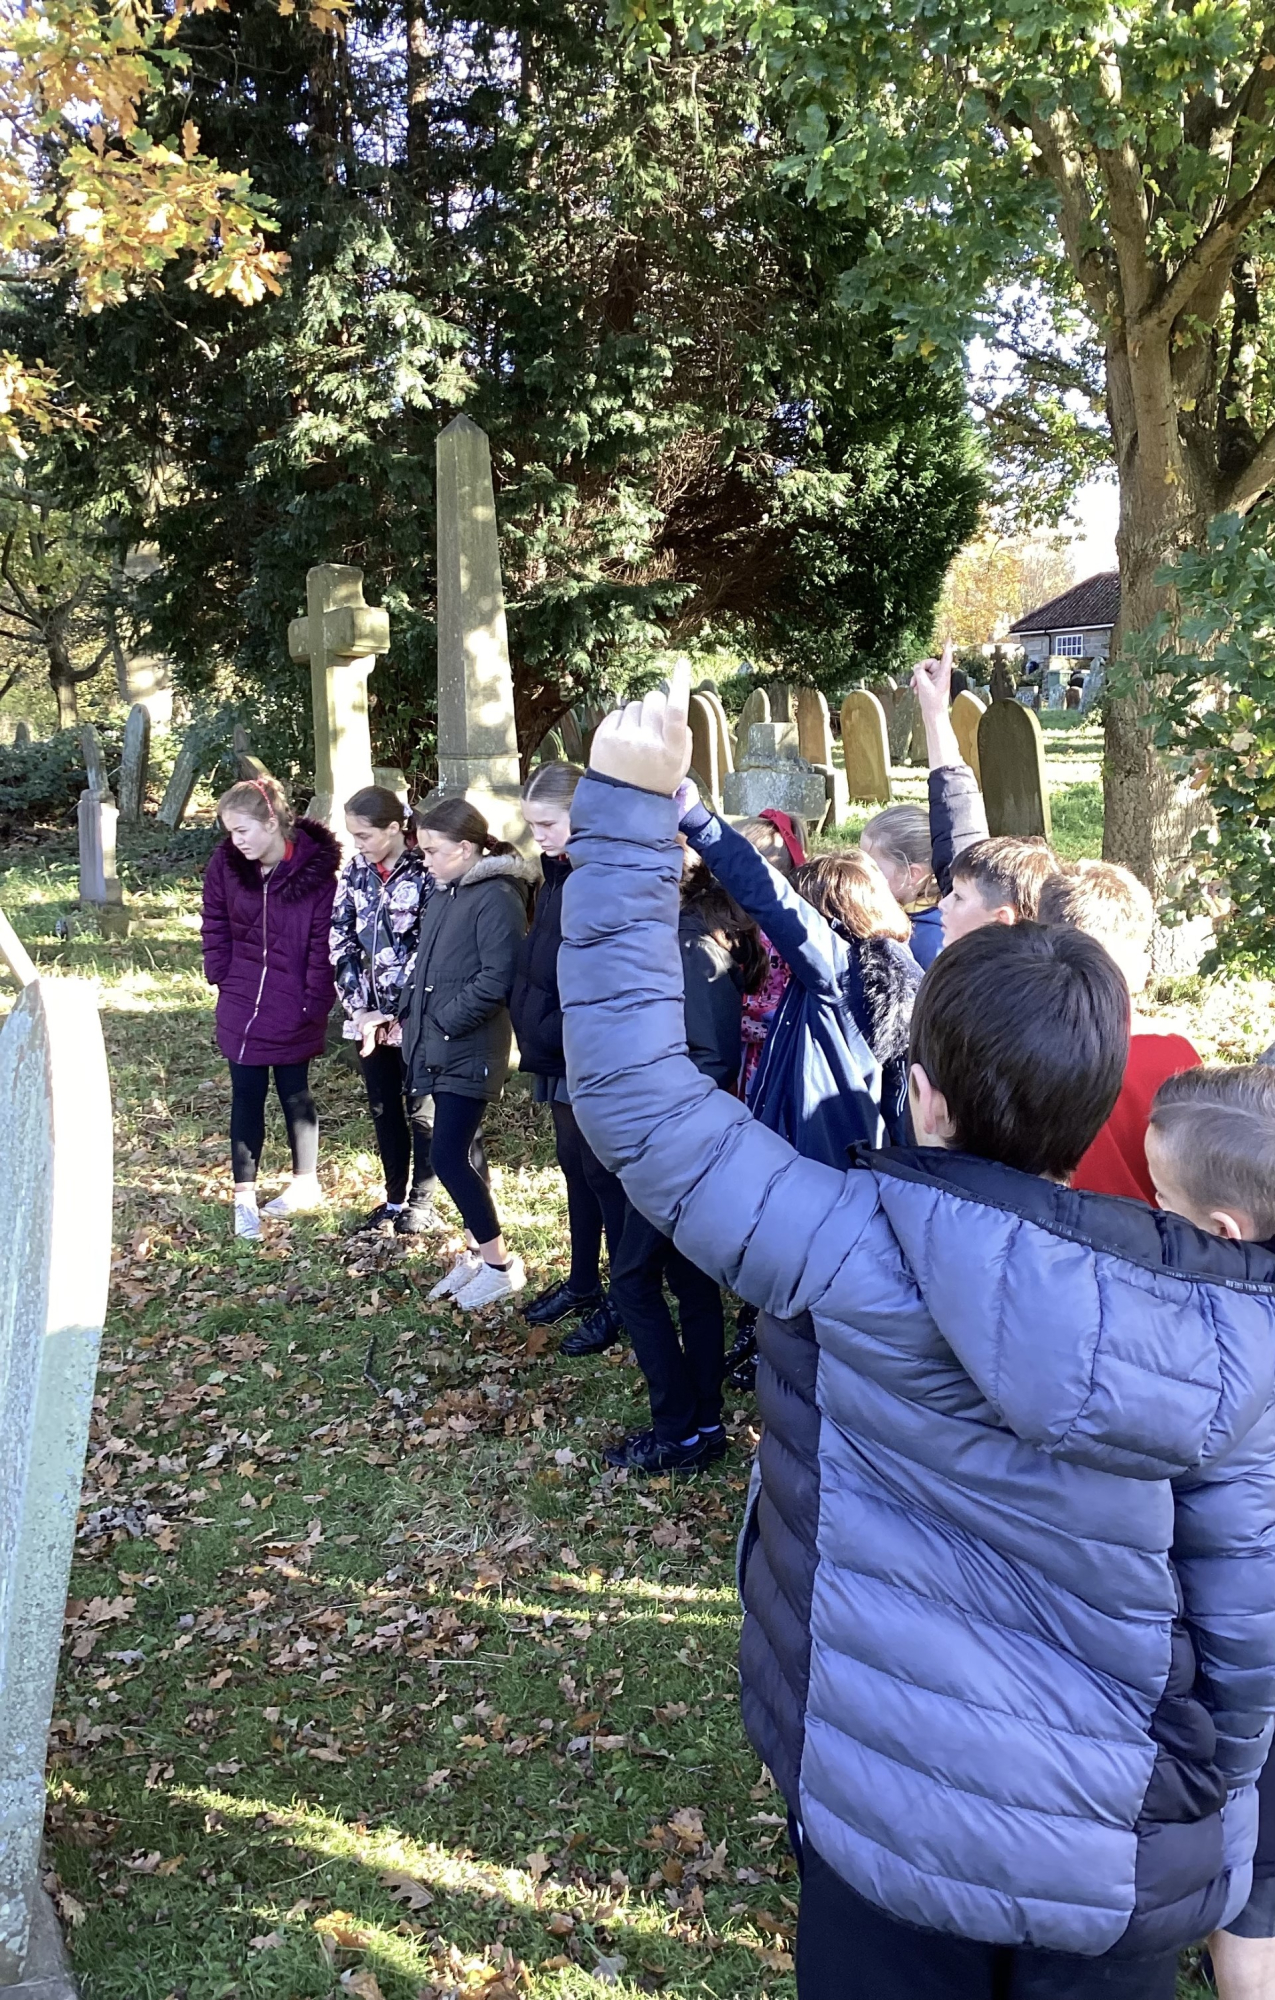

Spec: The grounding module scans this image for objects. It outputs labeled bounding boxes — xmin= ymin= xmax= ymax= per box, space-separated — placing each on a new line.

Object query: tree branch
xmin=1220 ymin=417 xmax=1275 ymax=513
xmin=1142 ymin=152 xmax=1275 ymax=336
xmin=1023 ymin=108 xmax=1114 ymax=323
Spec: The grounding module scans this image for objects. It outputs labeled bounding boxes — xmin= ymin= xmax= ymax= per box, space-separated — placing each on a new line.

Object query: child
xmin=398 ymin=798 xmax=536 ymax=1310
xmin=201 ymin=775 xmax=340 ymax=1240
xmin=1145 ymin=1066 xmax=1275 ymax=2000
xmin=678 ymin=783 xmax=917 ymax=1157
xmin=511 ymin=762 xmax=628 ymax=1356
xmin=859 ymin=803 xmax=943 ymax=967
xmin=558 ymin=666 xmax=1275 ymax=1999
xmin=1038 ymin=860 xmax=1201 ymax=1202
xmin=735 ymin=815 xmax=802 ymax=1099
xmin=329 ymin=784 xmax=437 ymax=1235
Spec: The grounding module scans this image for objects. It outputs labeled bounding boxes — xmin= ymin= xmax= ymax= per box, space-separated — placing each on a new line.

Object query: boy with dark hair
xmin=559 ymin=666 xmax=1275 ymax=2000
xmin=1038 ymin=859 xmax=1201 ymax=1201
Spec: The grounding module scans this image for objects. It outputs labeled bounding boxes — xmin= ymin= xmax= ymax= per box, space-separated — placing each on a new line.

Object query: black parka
xmin=509 ymin=851 xmax=570 ymax=1077
xmin=398 ymin=851 xmax=538 ymax=1101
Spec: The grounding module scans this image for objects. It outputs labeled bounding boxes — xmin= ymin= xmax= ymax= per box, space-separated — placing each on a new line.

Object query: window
xmin=1052 ymin=633 xmax=1085 ymax=656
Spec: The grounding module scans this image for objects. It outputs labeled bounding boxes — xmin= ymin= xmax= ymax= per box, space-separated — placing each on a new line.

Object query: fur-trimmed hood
xmin=457 ymin=849 xmax=540 ymax=892
xmin=220 ymin=815 xmax=342 ymax=900
xmin=843 ymin=931 xmax=922 ymax=1064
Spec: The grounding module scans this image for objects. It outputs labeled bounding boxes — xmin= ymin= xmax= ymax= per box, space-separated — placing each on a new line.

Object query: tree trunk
xmin=51 ymin=665 xmax=78 ymax=730
xmin=405 ymin=0 xmax=429 ymax=189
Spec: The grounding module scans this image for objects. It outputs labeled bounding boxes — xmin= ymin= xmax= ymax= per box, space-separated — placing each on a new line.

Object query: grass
xmin=0 ymin=793 xmax=1270 ymax=2000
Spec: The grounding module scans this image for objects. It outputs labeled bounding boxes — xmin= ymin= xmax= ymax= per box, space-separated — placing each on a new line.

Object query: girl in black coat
xmin=397 ymin=798 xmax=537 ymax=1311
xmin=510 ymin=763 xmax=631 ymax=1355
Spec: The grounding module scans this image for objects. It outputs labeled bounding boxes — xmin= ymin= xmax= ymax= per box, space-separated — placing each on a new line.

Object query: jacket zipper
xmin=237 ymin=868 xmax=272 ymax=1062
xmin=368 ymin=853 xmax=405 ymax=1015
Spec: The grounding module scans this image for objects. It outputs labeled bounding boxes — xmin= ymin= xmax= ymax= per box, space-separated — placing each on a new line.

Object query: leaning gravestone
xmin=951 ymin=689 xmax=985 ymax=788
xmin=0 ymin=924 xmax=111 ymax=1991
xmin=288 ymin=566 xmax=389 ymax=841
xmin=11 ymin=722 xmax=30 ymax=750
xmin=232 ymin=723 xmax=269 ymax=784
xmin=734 ymin=687 xmax=770 ymax=766
xmin=117 ymin=703 xmax=151 ymax=821
xmin=156 ymin=731 xmax=203 ymax=830
xmin=795 ymin=687 xmax=847 ymax=827
xmin=688 ymin=693 xmax=725 ymax=810
xmin=428 ymin=416 xmax=524 ymax=847
xmin=839 ymin=691 xmax=892 ymax=805
xmin=78 ymin=727 xmax=128 ymax=938
xmin=978 ymin=697 xmax=1052 ymax=840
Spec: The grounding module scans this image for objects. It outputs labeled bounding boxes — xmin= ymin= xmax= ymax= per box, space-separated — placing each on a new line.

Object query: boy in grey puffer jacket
xmin=558 ymin=668 xmax=1275 ymax=2000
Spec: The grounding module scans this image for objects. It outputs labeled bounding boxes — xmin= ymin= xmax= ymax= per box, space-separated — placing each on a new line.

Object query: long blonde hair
xmin=795 ymin=849 xmax=912 ymax=942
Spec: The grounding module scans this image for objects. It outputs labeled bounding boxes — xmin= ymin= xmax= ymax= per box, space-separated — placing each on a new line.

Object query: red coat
xmin=201 ymin=818 xmax=341 ymax=1066
xmin=1071 ymin=1029 xmax=1202 ymax=1202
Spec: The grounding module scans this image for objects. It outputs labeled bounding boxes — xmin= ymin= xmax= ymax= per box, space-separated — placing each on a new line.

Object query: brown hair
xmin=1037 ymin=861 xmax=1154 ymax=954
xmin=680 ymin=863 xmax=768 ymax=996
xmin=413 ymin=796 xmax=515 ymax=856
xmin=217 ymin=774 xmax=293 ymax=835
xmin=950 ymin=836 xmax=1058 ymax=920
xmin=737 ymin=817 xmax=798 ymax=882
xmin=344 ymin=784 xmax=408 ymax=829
xmin=795 ymin=850 xmax=912 ymax=942
xmin=1149 ymin=1066 xmax=1275 ymax=1238
xmin=861 ymin=804 xmax=936 ymax=903
xmin=910 ymin=922 xmax=1129 ymax=1179
xmin=521 ymin=761 xmax=586 ymax=807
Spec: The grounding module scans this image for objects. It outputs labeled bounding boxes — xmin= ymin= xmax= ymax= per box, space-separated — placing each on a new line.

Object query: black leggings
xmin=549 ymin=1098 xmax=627 ymax=1294
xmin=359 ymin=1044 xmax=436 ymax=1207
xmin=228 ymin=1061 xmax=318 ymax=1184
xmin=424 ymin=1091 xmax=499 ymax=1244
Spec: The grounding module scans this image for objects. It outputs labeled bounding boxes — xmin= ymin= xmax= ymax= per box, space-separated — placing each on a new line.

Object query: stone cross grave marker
xmin=78 ymin=726 xmax=127 ymax=936
xmin=0 ymin=931 xmax=112 ymax=1990
xmin=430 ymin=416 xmax=523 ymax=846
xmin=723 ymin=720 xmax=828 ymax=825
xmin=978 ymin=696 xmax=1052 ymax=840
xmin=117 ymin=703 xmax=151 ymax=821
xmin=689 ymin=693 xmax=725 ymax=810
xmin=839 ymin=691 xmax=892 ymax=805
xmin=951 ymin=689 xmax=985 ymax=788
xmin=734 ymin=687 xmax=770 ymax=766
xmin=796 ymin=686 xmax=847 ymax=826
xmin=288 ymin=564 xmax=389 ymax=840
xmin=156 ymin=730 xmax=203 ymax=830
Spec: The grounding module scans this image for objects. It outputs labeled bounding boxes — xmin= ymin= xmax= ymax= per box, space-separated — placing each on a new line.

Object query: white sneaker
xmin=453 ymin=1255 xmax=526 ymax=1311
xmin=234 ymin=1197 xmax=261 ymax=1241
xmin=263 ymin=1175 xmax=325 ymax=1217
xmin=427 ymin=1249 xmax=483 ymax=1301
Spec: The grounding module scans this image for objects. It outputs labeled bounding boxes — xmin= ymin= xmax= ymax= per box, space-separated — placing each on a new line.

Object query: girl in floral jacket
xmin=329 ymin=785 xmax=436 ymax=1234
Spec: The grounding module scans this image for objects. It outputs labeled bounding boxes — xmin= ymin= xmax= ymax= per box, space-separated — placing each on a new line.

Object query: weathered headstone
xmin=428 ymin=415 xmax=523 ymax=846
xmin=156 ymin=733 xmax=202 ymax=830
xmin=688 ymin=692 xmax=725 ymax=809
xmin=559 ymin=710 xmax=586 ymax=765
xmin=288 ymin=565 xmax=389 ymax=839
xmin=1080 ymin=661 xmax=1105 ymax=714
xmin=373 ymin=765 xmax=409 ymax=805
xmin=950 ymin=689 xmax=985 ymax=787
xmin=531 ymin=730 xmax=566 ymax=767
xmin=1043 ymin=664 xmax=1068 ymax=710
xmin=694 ymin=686 xmax=734 ymax=779
xmin=839 ymin=691 xmax=892 ymax=805
xmin=11 ymin=722 xmax=30 ymax=750
xmin=722 ymin=721 xmax=827 ymax=825
xmin=0 ymin=940 xmax=111 ymax=1991
xmin=79 ymin=725 xmax=109 ymax=797
xmin=888 ymin=686 xmax=919 ymax=765
xmin=232 ymin=723 xmax=269 ymax=784
xmin=117 ymin=702 xmax=151 ymax=821
xmin=1065 ymin=683 xmax=1082 ymax=710
xmin=766 ymin=683 xmax=794 ymax=724
xmin=795 ymin=686 xmax=847 ymax=826
xmin=734 ymin=687 xmax=770 ymax=765
xmin=978 ymin=697 xmax=1052 ymax=840
xmin=77 ymin=727 xmax=127 ymax=937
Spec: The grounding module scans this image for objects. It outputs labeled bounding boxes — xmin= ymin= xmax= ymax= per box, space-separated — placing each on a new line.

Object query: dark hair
xmin=522 ymin=761 xmax=585 ymax=807
xmin=680 ymin=862 xmax=768 ymax=996
xmin=344 ymin=784 xmax=408 ymax=829
xmin=1149 ymin=1065 xmax=1275 ymax=1238
xmin=414 ymin=796 xmax=515 ymax=856
xmin=950 ymin=836 xmax=1058 ymax=920
xmin=795 ymin=850 xmax=912 ymax=942
xmin=909 ymin=923 xmax=1129 ymax=1178
xmin=217 ymin=773 xmax=293 ymax=835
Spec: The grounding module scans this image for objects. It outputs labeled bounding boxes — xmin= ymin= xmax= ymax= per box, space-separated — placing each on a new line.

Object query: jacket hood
xmin=857 ymin=1146 xmax=1275 ymax=1479
xmin=459 ymin=850 xmax=540 ymax=889
xmin=846 ymin=934 xmax=920 ymax=1062
xmin=221 ymin=816 xmax=342 ymax=900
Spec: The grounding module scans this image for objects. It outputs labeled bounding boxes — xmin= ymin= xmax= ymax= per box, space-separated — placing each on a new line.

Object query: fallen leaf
xmin=379 ymin=1869 xmax=433 ymax=1911
xmin=526 ymin=1849 xmax=551 ymax=1881
xmin=341 ymin=1973 xmax=385 ymax=1999
xmin=249 ymin=1931 xmax=284 ymax=1950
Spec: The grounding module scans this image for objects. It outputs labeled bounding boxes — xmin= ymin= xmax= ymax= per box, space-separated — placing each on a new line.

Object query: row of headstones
xmin=838 ymin=681 xmax=1051 ymax=839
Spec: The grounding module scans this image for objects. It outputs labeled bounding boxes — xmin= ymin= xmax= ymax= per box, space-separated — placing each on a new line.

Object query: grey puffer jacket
xmin=558 ymin=773 xmax=1275 ymax=1960
xmin=398 ymin=850 xmax=537 ymax=1101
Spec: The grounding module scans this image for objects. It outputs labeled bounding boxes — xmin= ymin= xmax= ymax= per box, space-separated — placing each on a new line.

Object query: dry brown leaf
xmin=379 ymin=1868 xmax=433 ymax=1911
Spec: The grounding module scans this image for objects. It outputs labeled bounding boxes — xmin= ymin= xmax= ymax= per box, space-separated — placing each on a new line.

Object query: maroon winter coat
xmin=201 ymin=818 xmax=341 ymax=1066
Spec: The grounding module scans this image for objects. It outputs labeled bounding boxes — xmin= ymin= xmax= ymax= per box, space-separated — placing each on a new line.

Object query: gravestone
xmin=694 ymin=686 xmax=734 ymax=780
xmin=559 ymin=711 xmax=585 ymax=765
xmin=232 ymin=723 xmax=269 ymax=784
xmin=978 ymin=698 xmax=1052 ymax=840
xmin=117 ymin=702 xmax=151 ymax=821
xmin=1080 ymin=661 xmax=1105 ymax=714
xmin=0 ymin=938 xmax=111 ymax=1993
xmin=429 ymin=415 xmax=523 ymax=846
xmin=1065 ymin=684 xmax=1082 ymax=710
xmin=766 ymin=683 xmax=794 ymax=724
xmin=156 ymin=733 xmax=203 ymax=830
xmin=795 ymin=686 xmax=847 ymax=826
xmin=734 ymin=687 xmax=770 ymax=765
xmin=532 ymin=730 xmax=566 ymax=766
xmin=889 ymin=686 xmax=919 ymax=765
xmin=79 ymin=726 xmax=108 ymax=798
xmin=288 ymin=565 xmax=389 ymax=840
xmin=951 ymin=689 xmax=985 ymax=787
xmin=722 ymin=721 xmax=827 ymax=825
xmin=78 ymin=728 xmax=127 ymax=937
xmin=1043 ymin=664 xmax=1068 ymax=710
xmin=989 ymin=657 xmax=1018 ymax=705
xmin=373 ymin=765 xmax=409 ymax=805
xmin=11 ymin=722 xmax=30 ymax=750
xmin=688 ymin=692 xmax=725 ymax=809
xmin=839 ymin=691 xmax=892 ymax=805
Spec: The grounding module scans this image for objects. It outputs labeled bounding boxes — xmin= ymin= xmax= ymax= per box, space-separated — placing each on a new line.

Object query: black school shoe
xmin=697 ymin=1425 xmax=728 ymax=1463
xmin=603 ymin=1429 xmax=707 ymax=1474
xmin=522 ymin=1278 xmax=602 ymax=1327
xmin=559 ymin=1296 xmax=624 ymax=1356
xmin=359 ymin=1201 xmax=402 ymax=1234
xmin=395 ymin=1198 xmax=442 ymax=1235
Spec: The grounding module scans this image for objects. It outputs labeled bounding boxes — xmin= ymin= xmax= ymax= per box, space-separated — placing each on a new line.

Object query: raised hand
xmin=912 ymin=639 xmax=954 ymax=720
xmin=589 ymin=658 xmax=693 ymax=797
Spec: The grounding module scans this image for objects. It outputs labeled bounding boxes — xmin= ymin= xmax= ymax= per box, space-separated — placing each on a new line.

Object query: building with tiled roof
xmin=1008 ymin=571 xmax=1120 ymax=670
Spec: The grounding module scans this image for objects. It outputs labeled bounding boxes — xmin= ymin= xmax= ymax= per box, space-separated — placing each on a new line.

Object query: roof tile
xmin=1009 ymin=571 xmax=1120 ymax=635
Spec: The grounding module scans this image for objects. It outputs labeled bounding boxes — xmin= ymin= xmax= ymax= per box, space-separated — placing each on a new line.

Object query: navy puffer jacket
xmin=559 ymin=774 xmax=1275 ymax=1959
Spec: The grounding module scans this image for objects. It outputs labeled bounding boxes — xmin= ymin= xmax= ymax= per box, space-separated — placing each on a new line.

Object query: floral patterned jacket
xmin=329 ymin=846 xmax=433 ymax=1035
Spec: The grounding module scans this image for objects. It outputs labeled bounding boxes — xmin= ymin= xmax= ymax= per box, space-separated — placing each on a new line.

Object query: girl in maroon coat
xmin=201 ymin=776 xmax=341 ymax=1239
